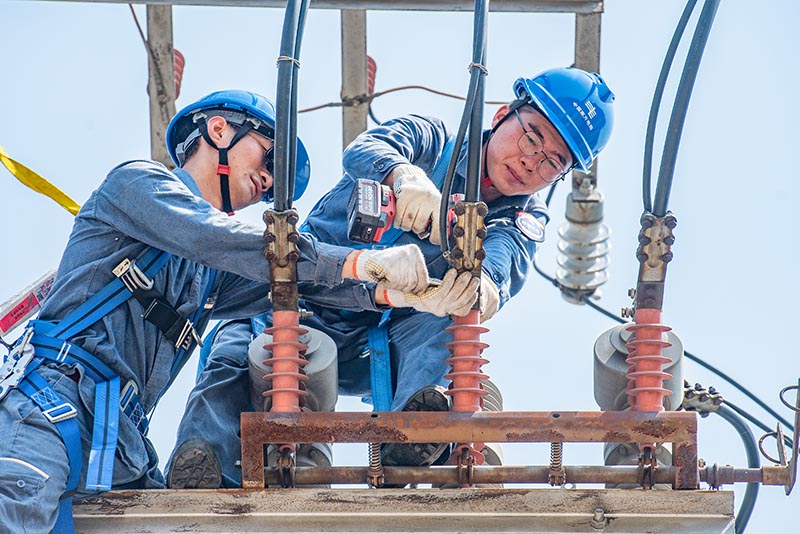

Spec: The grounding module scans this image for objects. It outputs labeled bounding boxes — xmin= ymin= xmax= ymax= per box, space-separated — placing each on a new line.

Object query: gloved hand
xmin=378 ymin=269 xmax=479 ymax=318
xmin=391 ymin=164 xmax=442 ymax=245
xmin=479 ymin=272 xmax=500 ymax=323
xmin=346 ymin=244 xmax=429 ymax=293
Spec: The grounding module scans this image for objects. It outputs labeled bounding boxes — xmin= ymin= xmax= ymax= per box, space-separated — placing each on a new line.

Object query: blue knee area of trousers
xmin=170 ymin=320 xmax=251 ymax=488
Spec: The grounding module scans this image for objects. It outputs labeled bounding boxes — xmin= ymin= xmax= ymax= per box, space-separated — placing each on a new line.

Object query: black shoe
xmin=382 ymin=385 xmax=450 ymax=468
xmin=167 ymin=438 xmax=222 ymax=489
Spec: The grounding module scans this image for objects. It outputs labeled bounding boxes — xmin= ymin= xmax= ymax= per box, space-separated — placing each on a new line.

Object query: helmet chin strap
xmin=198 ymin=121 xmax=254 ymax=215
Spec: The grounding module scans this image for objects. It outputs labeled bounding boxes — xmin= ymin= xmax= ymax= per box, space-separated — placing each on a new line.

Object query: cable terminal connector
xmin=682 ymin=380 xmax=723 ymax=417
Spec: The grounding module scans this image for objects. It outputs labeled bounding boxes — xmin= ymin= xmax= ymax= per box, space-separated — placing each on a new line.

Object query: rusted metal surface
xmin=700 ymin=465 xmax=791 ymax=488
xmin=240 ymin=410 xmax=697 ymax=487
xmin=241 ymin=410 xmax=696 ymax=444
xmin=262 ymin=465 xmax=677 ymax=486
xmin=73 ymin=487 xmax=733 ymax=533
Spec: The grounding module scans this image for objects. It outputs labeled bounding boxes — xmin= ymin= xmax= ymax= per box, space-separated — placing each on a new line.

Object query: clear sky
xmin=1 ymin=0 xmax=798 ymax=530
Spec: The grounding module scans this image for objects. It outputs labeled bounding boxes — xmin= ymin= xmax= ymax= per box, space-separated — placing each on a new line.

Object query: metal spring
xmin=444 ymin=309 xmax=489 ymax=413
xmin=550 ymin=441 xmax=563 ymax=469
xmin=625 ymin=308 xmax=672 ymax=413
xmin=549 ymin=441 xmax=566 ymax=486
xmin=262 ymin=310 xmax=309 ymax=413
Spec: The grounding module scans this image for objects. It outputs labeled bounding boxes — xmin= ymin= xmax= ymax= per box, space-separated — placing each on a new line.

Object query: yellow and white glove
xmin=391 ymin=164 xmax=442 ymax=245
xmin=348 ymin=244 xmax=429 ymax=293
xmin=479 ymin=272 xmax=500 ymax=323
xmin=378 ymin=269 xmax=479 ymax=318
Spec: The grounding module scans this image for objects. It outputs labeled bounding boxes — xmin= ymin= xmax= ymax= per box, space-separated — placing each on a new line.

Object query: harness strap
xmin=27 ymin=330 xmax=121 ymax=491
xmin=17 ymin=370 xmax=82 ymax=534
xmin=367 ymin=310 xmax=393 ymax=411
xmin=44 ymin=248 xmax=171 ymax=341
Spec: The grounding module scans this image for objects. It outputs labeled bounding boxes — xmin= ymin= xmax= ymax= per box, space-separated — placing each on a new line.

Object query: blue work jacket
xmin=38 ymin=160 xmax=378 ymax=410
xmin=303 ymin=114 xmax=550 ymax=311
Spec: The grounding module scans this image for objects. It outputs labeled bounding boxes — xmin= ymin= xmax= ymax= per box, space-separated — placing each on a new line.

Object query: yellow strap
xmin=0 ymin=144 xmax=81 ymax=216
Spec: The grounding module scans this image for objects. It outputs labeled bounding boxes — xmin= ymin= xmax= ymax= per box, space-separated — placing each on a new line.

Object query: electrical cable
xmin=367 ymin=105 xmax=382 ymax=126
xmin=273 ymin=0 xmax=309 ymax=211
xmin=724 ymin=399 xmax=793 ymax=448
xmin=463 ymin=0 xmax=489 ymax=203
xmin=652 ymin=0 xmax=721 ymax=216
xmin=642 ymin=0 xmax=698 ymax=213
xmin=298 ymin=85 xmax=504 ymax=114
xmin=530 ymin=247 xmax=795 ymax=436
xmin=716 ymin=404 xmax=760 ymax=533
xmin=438 ymin=0 xmax=488 ymax=249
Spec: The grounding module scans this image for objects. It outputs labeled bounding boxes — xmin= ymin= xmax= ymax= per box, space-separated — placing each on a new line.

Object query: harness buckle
xmin=113 ymin=258 xmax=154 ymax=293
xmin=175 ymin=319 xmax=202 ymax=351
xmin=119 ymin=379 xmax=139 ymax=412
xmin=0 ymin=328 xmax=36 ymax=401
xmin=42 ymin=402 xmax=77 ymax=424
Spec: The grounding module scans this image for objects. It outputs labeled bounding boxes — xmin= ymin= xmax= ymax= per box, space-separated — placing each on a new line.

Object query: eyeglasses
xmin=264 ymin=146 xmax=274 ymax=176
xmin=249 ymin=132 xmax=275 ymax=175
xmin=513 ymin=109 xmax=570 ymax=183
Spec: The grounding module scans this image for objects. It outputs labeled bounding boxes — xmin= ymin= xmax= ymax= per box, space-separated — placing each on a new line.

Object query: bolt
xmin=661 ymin=252 xmax=673 ymax=263
xmin=453 ymin=227 xmax=465 ymax=238
xmin=621 ymin=307 xmax=634 ymax=318
xmin=264 ymin=213 xmax=275 ymax=224
xmin=476 ymin=228 xmax=487 ymax=239
xmin=476 ymin=250 xmax=486 ymax=261
xmin=477 ymin=204 xmax=488 ymax=216
xmin=590 ymin=507 xmax=608 ymax=531
xmin=627 ymin=288 xmax=636 ymax=299
xmin=663 ymin=235 xmax=675 ymax=246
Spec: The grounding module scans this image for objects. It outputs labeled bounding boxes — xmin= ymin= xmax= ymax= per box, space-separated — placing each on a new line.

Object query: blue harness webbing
xmin=7 ymin=247 xmax=217 ymax=534
xmin=355 ymin=137 xmax=457 ymax=411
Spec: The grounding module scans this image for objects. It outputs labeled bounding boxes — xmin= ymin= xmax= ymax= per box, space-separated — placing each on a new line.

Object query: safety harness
xmin=0 ymin=247 xmax=217 ymax=533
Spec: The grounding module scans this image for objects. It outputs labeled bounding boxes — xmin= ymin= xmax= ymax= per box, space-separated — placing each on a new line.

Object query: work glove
xmin=348 ymin=244 xmax=429 ymax=293
xmin=378 ymin=269 xmax=479 ymax=318
xmin=392 ymin=164 xmax=442 ymax=245
xmin=479 ymin=272 xmax=500 ymax=323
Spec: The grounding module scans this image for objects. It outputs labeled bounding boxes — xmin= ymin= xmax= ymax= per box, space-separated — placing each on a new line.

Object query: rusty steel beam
xmin=262 ymin=464 xmax=677 ymax=486
xmin=241 ymin=410 xmax=697 ymax=444
xmin=241 ymin=410 xmax=698 ymax=488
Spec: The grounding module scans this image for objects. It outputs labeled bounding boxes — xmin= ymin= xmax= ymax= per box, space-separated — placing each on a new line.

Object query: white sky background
xmin=1 ymin=0 xmax=798 ymax=530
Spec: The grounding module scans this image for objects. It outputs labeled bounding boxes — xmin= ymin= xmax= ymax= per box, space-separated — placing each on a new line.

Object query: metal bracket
xmin=634 ymin=212 xmax=677 ymax=311
xmin=448 ymin=201 xmax=487 ymax=275
xmin=263 ymin=209 xmax=301 ymax=311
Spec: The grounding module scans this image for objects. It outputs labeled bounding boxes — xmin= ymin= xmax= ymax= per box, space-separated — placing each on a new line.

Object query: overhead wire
xmin=716 ymin=404 xmax=760 ymax=533
xmin=299 ymin=85 xmax=504 ymax=114
xmin=652 ymin=0 xmax=721 ymax=216
xmin=642 ymin=0 xmax=698 ymax=213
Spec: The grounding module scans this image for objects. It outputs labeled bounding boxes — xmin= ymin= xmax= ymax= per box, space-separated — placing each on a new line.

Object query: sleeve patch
xmin=514 ymin=211 xmax=545 ymax=242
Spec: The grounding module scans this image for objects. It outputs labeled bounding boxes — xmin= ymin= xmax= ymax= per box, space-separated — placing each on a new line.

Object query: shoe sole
xmin=167 ymin=439 xmax=222 ymax=489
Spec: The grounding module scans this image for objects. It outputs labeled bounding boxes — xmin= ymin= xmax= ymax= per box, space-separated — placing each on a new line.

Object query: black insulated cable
xmin=652 ymin=0 xmax=721 ymax=216
xmin=273 ymin=0 xmax=309 ymax=211
xmin=716 ymin=404 xmax=760 ymax=533
xmin=642 ymin=0 xmax=698 ymax=213
xmin=439 ymin=0 xmax=488 ymax=252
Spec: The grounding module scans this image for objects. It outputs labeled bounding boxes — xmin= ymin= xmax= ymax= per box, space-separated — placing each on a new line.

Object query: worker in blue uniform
xmin=0 ymin=90 xmax=451 ymax=533
xmin=167 ymin=67 xmax=616 ymax=488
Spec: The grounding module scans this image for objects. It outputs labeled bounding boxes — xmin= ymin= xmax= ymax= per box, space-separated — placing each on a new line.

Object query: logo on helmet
xmin=572 ymin=101 xmax=595 ymax=131
xmin=586 ymin=101 xmax=597 ymax=119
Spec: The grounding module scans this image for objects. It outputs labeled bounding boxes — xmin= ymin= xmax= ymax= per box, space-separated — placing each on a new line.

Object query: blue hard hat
xmin=514 ymin=67 xmax=615 ymax=172
xmin=166 ymin=89 xmax=310 ymax=201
